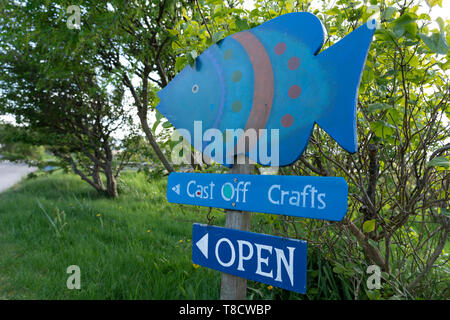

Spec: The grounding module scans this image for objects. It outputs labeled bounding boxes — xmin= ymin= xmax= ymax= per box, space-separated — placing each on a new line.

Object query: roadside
xmin=0 ymin=160 xmax=37 ymax=193
xmin=0 ymin=171 xmax=225 ymax=299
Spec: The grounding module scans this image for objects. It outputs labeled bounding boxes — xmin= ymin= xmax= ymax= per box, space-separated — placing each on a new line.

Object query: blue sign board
xmin=192 ymin=223 xmax=307 ymax=293
xmin=167 ymin=172 xmax=348 ymax=221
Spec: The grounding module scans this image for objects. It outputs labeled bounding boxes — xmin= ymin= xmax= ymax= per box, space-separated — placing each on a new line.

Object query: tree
xmin=71 ymin=0 xmax=198 ymax=174
xmin=0 ymin=1 xmax=134 ymax=197
xmin=0 ymin=123 xmax=47 ymax=165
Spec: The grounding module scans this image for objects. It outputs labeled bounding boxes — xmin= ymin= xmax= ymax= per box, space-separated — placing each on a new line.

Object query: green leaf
xmin=419 ymin=32 xmax=449 ymax=55
xmin=370 ymin=120 xmax=396 ymax=139
xmin=363 ymin=219 xmax=376 ymax=233
xmin=436 ymin=17 xmax=445 ymax=32
xmin=367 ymin=289 xmax=382 ymax=300
xmin=392 ymin=13 xmax=417 ymax=37
xmin=374 ymin=28 xmax=397 ymax=41
xmin=167 ymin=29 xmax=178 ymax=36
xmin=367 ymin=103 xmax=393 ymax=113
xmin=186 ymin=50 xmax=198 ymax=67
xmin=326 ymin=7 xmax=341 ymax=16
xmin=332 ymin=264 xmax=346 ymax=274
xmin=427 ymin=156 xmax=450 ymax=169
xmin=425 ymin=0 xmax=442 ymax=7
xmin=212 ymin=31 xmax=224 ymax=44
xmin=441 ymin=208 xmax=450 ymax=218
xmin=404 ymin=21 xmax=417 ymax=37
xmin=408 ymin=55 xmax=419 ymax=68
xmin=152 ymin=110 xmax=165 ymax=132
xmin=162 ymin=121 xmax=173 ymax=129
xmin=175 ymin=56 xmax=187 ymax=72
xmin=382 ymin=7 xmax=397 ymax=21
xmin=235 ymin=18 xmax=249 ymax=31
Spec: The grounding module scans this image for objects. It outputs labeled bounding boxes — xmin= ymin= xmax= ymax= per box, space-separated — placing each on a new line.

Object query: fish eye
xmin=192 ymin=84 xmax=199 ymax=94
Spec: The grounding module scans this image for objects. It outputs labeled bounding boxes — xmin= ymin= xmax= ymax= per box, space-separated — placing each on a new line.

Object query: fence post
xmin=220 ymin=156 xmax=255 ymax=300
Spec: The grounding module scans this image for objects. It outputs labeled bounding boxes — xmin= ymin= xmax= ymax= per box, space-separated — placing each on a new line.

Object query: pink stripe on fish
xmin=231 ymin=31 xmax=274 ymax=154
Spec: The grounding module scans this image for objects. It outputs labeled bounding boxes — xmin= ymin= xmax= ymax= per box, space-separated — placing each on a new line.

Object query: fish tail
xmin=315 ymin=21 xmax=375 ymax=153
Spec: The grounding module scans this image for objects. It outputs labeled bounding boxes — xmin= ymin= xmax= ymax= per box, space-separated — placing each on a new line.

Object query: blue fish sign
xmin=167 ymin=172 xmax=348 ymax=221
xmin=157 ymin=12 xmax=375 ymax=167
xmin=192 ymin=223 xmax=307 ymax=294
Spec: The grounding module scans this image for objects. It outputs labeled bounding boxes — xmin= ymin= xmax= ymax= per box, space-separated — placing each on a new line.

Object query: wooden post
xmin=220 ymin=156 xmax=254 ymax=300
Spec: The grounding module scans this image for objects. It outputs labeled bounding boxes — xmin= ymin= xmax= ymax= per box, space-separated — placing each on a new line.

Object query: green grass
xmin=0 ymin=170 xmax=382 ymax=300
xmin=0 ymin=171 xmax=227 ymax=299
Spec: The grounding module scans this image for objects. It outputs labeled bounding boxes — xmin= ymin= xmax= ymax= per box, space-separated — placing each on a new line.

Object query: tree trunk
xmin=139 ymin=112 xmax=175 ymax=173
xmin=104 ymin=163 xmax=118 ymax=198
xmin=122 ymin=73 xmax=174 ymax=174
xmin=92 ymin=163 xmax=104 ymax=190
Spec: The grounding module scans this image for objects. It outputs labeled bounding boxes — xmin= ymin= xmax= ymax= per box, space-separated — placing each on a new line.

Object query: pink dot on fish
xmin=288 ymin=57 xmax=300 ymax=70
xmin=224 ymin=49 xmax=233 ymax=60
xmin=288 ymin=85 xmax=302 ymax=99
xmin=232 ymin=100 xmax=242 ymax=112
xmin=274 ymin=42 xmax=286 ymax=55
xmin=281 ymin=114 xmax=294 ymax=128
xmin=232 ymin=70 xmax=242 ymax=82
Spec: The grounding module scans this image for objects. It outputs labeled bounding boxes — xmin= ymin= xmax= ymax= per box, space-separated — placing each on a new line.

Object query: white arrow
xmin=196 ymin=233 xmax=208 ymax=259
xmin=172 ymin=184 xmax=180 ymax=195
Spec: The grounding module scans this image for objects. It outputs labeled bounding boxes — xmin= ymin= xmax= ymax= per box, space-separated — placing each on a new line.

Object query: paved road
xmin=0 ymin=161 xmax=37 ymax=193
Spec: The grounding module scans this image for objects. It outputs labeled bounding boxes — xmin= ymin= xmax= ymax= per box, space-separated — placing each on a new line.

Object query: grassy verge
xmin=0 ymin=171 xmax=228 ymax=299
xmin=4 ymin=170 xmax=428 ymax=300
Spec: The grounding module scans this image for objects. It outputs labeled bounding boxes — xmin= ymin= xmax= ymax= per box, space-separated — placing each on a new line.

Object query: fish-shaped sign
xmin=157 ymin=12 xmax=375 ymax=167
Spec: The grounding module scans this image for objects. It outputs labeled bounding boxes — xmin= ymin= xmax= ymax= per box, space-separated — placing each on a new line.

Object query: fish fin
xmin=259 ymin=12 xmax=326 ymax=55
xmin=315 ymin=21 xmax=375 ymax=153
xmin=251 ymin=124 xmax=314 ymax=167
xmin=278 ymin=124 xmax=315 ymax=166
